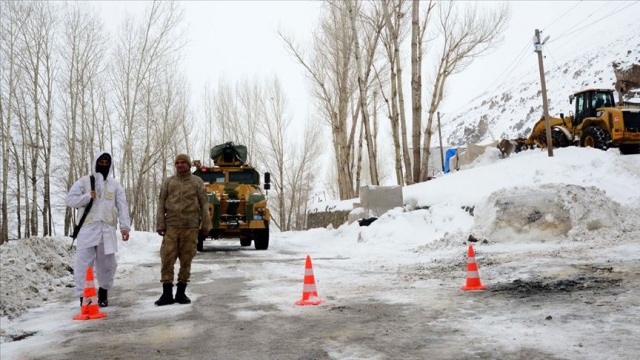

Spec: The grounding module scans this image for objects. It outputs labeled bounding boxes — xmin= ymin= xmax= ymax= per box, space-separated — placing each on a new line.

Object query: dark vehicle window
xmin=229 ymin=171 xmax=257 ymax=184
xmin=198 ymin=172 xmax=225 ymax=183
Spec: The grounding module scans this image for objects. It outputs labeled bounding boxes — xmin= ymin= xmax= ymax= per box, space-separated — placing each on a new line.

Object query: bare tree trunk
xmin=0 ymin=1 xmax=23 ymax=243
xmin=379 ymin=0 xmax=406 ymax=185
xmin=409 ymin=0 xmax=435 ymax=183
xmin=393 ymin=16 xmax=412 ymax=185
xmin=411 ymin=0 xmax=421 ymax=183
xmin=346 ymin=0 xmax=381 ymax=186
xmin=41 ymin=10 xmax=56 ymax=236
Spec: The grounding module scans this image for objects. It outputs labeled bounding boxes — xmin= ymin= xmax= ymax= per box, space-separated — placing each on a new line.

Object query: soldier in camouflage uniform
xmin=155 ymin=154 xmax=211 ymax=306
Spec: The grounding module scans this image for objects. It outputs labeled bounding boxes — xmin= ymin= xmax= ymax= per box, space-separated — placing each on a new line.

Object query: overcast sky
xmin=95 ymin=1 xmax=640 ymax=121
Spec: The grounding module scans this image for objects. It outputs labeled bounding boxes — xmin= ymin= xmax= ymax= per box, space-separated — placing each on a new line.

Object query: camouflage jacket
xmin=156 ymin=172 xmax=211 ymax=231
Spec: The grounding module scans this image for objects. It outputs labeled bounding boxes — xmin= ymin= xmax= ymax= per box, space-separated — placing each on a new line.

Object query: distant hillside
xmin=442 ymin=19 xmax=640 ymax=146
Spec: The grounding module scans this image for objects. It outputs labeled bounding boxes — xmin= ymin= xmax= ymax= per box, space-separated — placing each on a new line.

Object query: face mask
xmin=96 ymin=164 xmax=110 ymax=179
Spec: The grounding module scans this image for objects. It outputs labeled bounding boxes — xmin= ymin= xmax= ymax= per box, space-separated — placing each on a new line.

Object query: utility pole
xmin=534 ymin=29 xmax=553 ymax=157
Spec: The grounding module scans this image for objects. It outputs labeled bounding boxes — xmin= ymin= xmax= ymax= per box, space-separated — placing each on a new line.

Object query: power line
xmin=544 ymin=47 xmax=576 ymax=90
xmin=541 ymin=0 xmax=584 ymax=32
xmin=442 ymin=0 xmax=640 ymax=114
xmin=443 ymin=39 xmax=532 ymax=113
xmin=445 ymin=2 xmax=588 ymax=112
xmin=548 ymin=1 xmax=639 ymax=45
xmin=444 ymin=1 xmax=638 ymax=112
xmin=485 ymin=40 xmax=532 ymax=91
xmin=488 ymin=0 xmax=588 ymax=92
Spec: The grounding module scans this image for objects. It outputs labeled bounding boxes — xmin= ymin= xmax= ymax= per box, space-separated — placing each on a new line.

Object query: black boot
xmin=98 ymin=287 xmax=108 ymax=307
xmin=174 ymin=282 xmax=191 ymax=304
xmin=154 ymin=283 xmax=175 ymax=306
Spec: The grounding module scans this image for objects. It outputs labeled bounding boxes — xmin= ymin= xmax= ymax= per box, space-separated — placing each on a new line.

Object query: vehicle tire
xmin=580 ymin=126 xmax=610 ymax=150
xmin=551 ymin=129 xmax=570 ymax=148
xmin=197 ymin=233 xmax=205 ymax=252
xmin=537 ymin=130 xmax=568 ymax=149
xmin=254 ymin=225 xmax=269 ymax=250
xmin=536 ymin=132 xmax=548 ymax=148
xmin=240 ymin=238 xmax=252 ymax=247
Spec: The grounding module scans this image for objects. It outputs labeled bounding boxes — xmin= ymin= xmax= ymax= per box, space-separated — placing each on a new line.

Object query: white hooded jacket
xmin=65 ymin=151 xmax=131 ymax=254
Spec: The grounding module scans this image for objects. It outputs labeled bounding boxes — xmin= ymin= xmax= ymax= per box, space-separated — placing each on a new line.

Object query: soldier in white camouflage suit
xmin=66 ymin=151 xmax=131 ymax=308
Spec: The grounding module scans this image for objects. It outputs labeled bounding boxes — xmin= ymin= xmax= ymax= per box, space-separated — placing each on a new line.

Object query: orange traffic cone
xmin=73 ymin=267 xmax=107 ymax=320
xmin=295 ymin=255 xmax=324 ymax=306
xmin=461 ymin=244 xmax=487 ymax=291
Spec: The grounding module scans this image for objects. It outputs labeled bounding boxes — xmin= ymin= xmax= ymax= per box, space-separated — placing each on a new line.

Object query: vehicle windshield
xmin=197 ymin=171 xmax=225 ymax=184
xmin=229 ymin=170 xmax=257 ymax=184
xmin=591 ymin=91 xmax=614 ymax=108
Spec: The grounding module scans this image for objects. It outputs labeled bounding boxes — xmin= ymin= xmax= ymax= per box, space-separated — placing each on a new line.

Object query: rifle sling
xmin=71 ymin=175 xmax=96 ymax=240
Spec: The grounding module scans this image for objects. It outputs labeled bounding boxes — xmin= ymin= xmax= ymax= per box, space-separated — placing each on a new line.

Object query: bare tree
xmin=236 ymin=77 xmax=263 ymax=165
xmin=410 ymin=0 xmax=435 ymax=182
xmin=199 ymin=76 xmax=264 ymax=165
xmin=419 ymin=1 xmax=509 ymax=181
xmin=0 ymin=1 xmax=25 ymax=243
xmin=345 ymin=0 xmax=385 ymax=186
xmin=111 ymin=1 xmax=187 ymax=230
xmin=285 ymin=119 xmax=323 ymax=230
xmin=280 ymin=1 xmax=357 ymax=200
xmin=9 ymin=1 xmax=58 ymax=237
xmin=198 ymin=81 xmax=219 ymax=162
xmin=58 ymin=2 xmax=107 ymax=236
xmin=378 ymin=0 xmax=411 ymax=185
xmin=258 ymin=76 xmax=323 ymax=231
xmin=214 ymin=78 xmax=239 ymax=144
xmin=257 ymin=77 xmax=289 ymax=230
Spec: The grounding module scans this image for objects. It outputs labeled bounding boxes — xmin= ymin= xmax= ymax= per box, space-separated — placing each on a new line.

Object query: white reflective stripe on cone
xmin=303 ymin=284 xmax=318 ymax=292
xmin=466 ymin=271 xmax=480 ymax=278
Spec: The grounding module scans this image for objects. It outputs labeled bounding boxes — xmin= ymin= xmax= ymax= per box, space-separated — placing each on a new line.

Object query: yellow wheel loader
xmin=499 ymin=88 xmax=640 ymax=156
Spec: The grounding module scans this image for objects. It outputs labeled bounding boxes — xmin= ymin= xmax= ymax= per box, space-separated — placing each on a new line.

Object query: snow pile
xmin=0 ymin=237 xmax=75 ymax=319
xmin=471 ymin=184 xmax=640 ymax=244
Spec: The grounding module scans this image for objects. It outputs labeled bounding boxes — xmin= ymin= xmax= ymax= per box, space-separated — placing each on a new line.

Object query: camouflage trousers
xmin=160 ymin=227 xmax=199 ymax=284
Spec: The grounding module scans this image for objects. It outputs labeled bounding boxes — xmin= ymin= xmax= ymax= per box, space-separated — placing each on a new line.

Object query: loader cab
xmin=570 ymin=89 xmax=615 ymax=126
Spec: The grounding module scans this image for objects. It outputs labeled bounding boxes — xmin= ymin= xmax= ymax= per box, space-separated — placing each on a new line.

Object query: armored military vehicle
xmin=193 ymin=142 xmax=271 ymax=251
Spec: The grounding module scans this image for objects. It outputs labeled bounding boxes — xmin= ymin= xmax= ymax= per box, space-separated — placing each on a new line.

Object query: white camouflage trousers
xmin=73 ymin=241 xmax=117 ymax=298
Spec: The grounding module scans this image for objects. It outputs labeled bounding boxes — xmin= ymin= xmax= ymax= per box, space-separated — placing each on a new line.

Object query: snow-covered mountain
xmin=441 ymin=14 xmax=640 ymax=146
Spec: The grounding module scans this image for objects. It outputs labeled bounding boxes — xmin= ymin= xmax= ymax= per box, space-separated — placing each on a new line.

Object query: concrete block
xmin=359 ymin=185 xmax=403 ymax=217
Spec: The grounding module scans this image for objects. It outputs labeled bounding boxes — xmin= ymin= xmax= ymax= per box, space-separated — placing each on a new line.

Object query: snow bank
xmin=0 ymin=237 xmax=75 ymax=319
xmin=471 ymin=184 xmax=640 ymax=243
